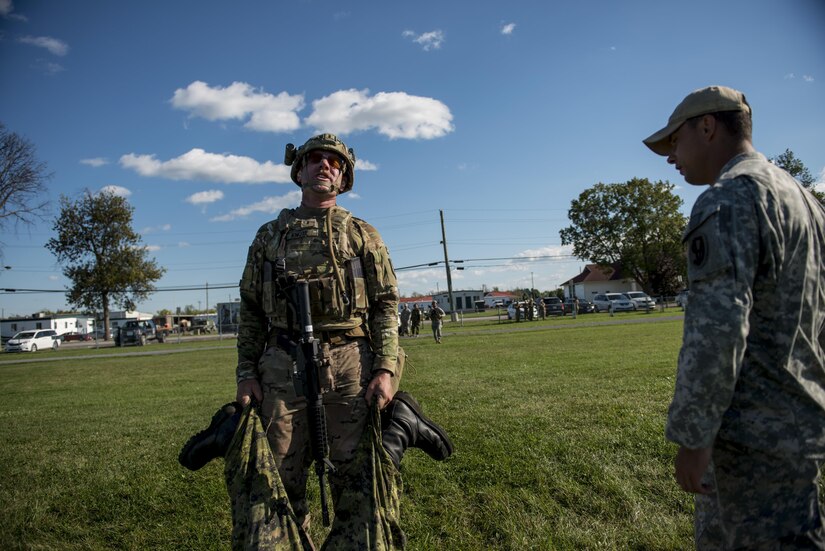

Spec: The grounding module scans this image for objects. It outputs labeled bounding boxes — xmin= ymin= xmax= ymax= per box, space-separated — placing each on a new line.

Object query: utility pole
xmin=440 ymin=210 xmax=457 ymax=322
xmin=205 ymin=282 xmax=209 ymax=314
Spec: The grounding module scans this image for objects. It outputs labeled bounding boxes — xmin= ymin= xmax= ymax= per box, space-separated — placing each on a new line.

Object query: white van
xmin=4 ymin=329 xmax=60 ymax=353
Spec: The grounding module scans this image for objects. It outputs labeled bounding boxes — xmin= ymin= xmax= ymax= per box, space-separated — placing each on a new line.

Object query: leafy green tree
xmin=770 ymin=149 xmax=824 ymax=205
xmin=560 ymin=178 xmax=687 ymax=296
xmin=46 ymin=190 xmax=165 ymax=340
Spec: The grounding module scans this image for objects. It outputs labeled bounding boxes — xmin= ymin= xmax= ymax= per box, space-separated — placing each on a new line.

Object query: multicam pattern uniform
xmin=236 ymin=204 xmax=401 ymax=543
xmin=666 ymin=152 xmax=825 ymax=548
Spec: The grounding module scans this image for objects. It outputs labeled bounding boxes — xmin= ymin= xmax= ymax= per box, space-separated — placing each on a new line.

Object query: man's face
xmin=296 ymin=149 xmax=346 ymax=196
xmin=666 ymin=118 xmax=713 ymax=185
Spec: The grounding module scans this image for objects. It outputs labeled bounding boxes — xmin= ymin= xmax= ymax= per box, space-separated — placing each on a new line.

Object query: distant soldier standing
xmin=399 ymin=304 xmax=411 ymax=337
xmin=410 ymin=303 xmax=422 ymax=337
xmin=429 ymin=300 xmax=445 ymax=344
xmin=645 ymin=86 xmax=825 ymax=548
xmin=538 ymin=299 xmax=546 ymax=320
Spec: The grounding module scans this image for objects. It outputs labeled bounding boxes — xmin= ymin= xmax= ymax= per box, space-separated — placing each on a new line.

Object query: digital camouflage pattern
xmin=225 ymin=403 xmax=404 ymax=550
xmin=224 ymin=404 xmax=311 ymax=551
xmin=321 ymin=404 xmax=404 ymax=550
xmin=667 ymin=152 xmax=825 ymax=547
xmin=237 ymin=204 xmax=400 ymax=382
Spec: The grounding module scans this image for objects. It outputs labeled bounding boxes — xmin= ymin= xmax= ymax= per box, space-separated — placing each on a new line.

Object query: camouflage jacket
xmin=237 ymin=205 xmax=400 ymax=382
xmin=666 ymin=152 xmax=825 ymax=456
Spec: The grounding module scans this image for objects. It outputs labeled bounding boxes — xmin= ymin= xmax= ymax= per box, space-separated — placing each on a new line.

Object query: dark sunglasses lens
xmin=308 ymin=152 xmax=343 ymax=170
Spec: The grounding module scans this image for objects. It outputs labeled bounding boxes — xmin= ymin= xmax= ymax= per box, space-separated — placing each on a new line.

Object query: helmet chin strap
xmin=302 ymin=178 xmax=340 ymax=196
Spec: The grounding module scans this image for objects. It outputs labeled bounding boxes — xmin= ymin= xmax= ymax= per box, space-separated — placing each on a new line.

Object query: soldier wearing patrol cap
xmin=231 ymin=133 xmax=452 ymax=546
xmin=645 ymin=86 xmax=825 ymax=548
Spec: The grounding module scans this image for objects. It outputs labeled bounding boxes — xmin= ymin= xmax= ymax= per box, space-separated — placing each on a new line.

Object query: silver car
xmin=592 ymin=293 xmax=635 ymax=313
xmin=623 ymin=291 xmax=656 ymax=310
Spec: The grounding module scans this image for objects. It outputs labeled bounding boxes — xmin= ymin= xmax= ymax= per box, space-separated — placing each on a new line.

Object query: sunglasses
xmin=306 ymin=151 xmax=345 ymax=172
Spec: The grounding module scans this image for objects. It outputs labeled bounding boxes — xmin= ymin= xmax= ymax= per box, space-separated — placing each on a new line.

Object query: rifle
xmin=284 ymin=278 xmax=336 ymax=526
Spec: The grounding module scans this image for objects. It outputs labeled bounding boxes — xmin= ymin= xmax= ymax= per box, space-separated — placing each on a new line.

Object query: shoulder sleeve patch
xmin=682 ymin=204 xmax=731 ymax=282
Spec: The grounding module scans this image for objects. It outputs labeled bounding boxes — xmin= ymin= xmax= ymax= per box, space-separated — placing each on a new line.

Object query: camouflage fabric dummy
xmin=668 ymin=153 xmax=825 ymax=547
xmin=321 ymin=403 xmax=404 ymax=550
xmin=224 ymin=404 xmax=311 ymax=551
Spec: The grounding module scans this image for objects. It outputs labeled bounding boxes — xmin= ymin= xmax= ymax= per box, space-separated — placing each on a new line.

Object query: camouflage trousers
xmin=695 ymin=439 xmax=825 ymax=549
xmin=255 ymin=337 xmax=405 ymax=548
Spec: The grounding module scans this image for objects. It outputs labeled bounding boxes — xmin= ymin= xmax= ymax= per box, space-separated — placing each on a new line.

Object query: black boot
xmin=178 ymin=402 xmax=242 ymax=471
xmin=381 ymin=391 xmax=454 ymax=468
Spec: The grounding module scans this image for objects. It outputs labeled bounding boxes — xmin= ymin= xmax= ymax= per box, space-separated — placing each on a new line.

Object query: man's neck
xmin=301 ymin=193 xmax=337 ymax=209
xmin=707 ymin=139 xmax=755 ymax=184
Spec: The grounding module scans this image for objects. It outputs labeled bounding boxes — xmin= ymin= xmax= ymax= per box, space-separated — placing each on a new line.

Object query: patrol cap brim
xmin=643 ymin=86 xmax=751 ymax=156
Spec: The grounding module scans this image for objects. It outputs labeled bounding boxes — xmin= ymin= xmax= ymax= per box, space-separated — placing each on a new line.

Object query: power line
xmin=0 ymin=283 xmax=238 ymax=295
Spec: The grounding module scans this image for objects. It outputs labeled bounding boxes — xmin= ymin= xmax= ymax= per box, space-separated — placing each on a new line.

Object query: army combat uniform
xmin=667 ymin=152 xmax=825 ymax=548
xmin=237 ymin=203 xmax=401 ymax=528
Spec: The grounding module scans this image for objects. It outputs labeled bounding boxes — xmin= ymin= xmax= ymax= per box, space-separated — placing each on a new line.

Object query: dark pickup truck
xmin=115 ymin=320 xmax=165 ymax=346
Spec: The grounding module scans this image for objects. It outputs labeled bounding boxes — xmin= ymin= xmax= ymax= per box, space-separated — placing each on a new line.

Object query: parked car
xmin=623 ymin=291 xmax=656 ymax=310
xmin=564 ymin=298 xmax=595 ymax=313
xmin=592 ymin=293 xmax=635 ymax=312
xmin=507 ymin=301 xmax=538 ymax=320
xmin=676 ymin=289 xmax=690 ymax=308
xmin=542 ymin=296 xmax=565 ymax=316
xmin=62 ymin=332 xmax=93 ymax=342
xmin=4 ymin=329 xmax=60 ymax=353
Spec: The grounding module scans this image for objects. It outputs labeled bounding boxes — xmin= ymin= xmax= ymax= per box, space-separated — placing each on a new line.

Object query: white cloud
xmin=1 ymin=0 xmax=26 ymax=20
xmin=501 ymin=23 xmax=516 ymax=35
xmin=120 ymin=148 xmax=291 ymax=183
xmin=18 ymin=35 xmax=69 ymax=56
xmin=99 ymin=185 xmax=131 ymax=197
xmin=814 ymin=167 xmax=825 ymax=194
xmin=346 ymin=192 xmax=361 ymax=200
xmin=784 ymin=73 xmax=796 ymax=80
xmin=356 ymin=159 xmax=378 ymax=171
xmin=178 ymin=242 xmax=190 ymax=248
xmin=144 ymin=245 xmax=162 ymax=252
xmin=186 ymin=190 xmax=224 ymax=205
xmin=402 ymin=29 xmax=444 ymax=51
xmin=141 ymin=224 xmax=171 ymax=234
xmin=48 ymin=274 xmax=59 ymax=281
xmin=211 ymin=190 xmax=302 ymax=222
xmin=171 ymin=81 xmax=304 ymax=132
xmin=306 ymin=89 xmax=454 ymax=140
xmin=803 ymin=75 xmax=814 ymax=82
xmin=80 ymin=158 xmax=108 ymax=167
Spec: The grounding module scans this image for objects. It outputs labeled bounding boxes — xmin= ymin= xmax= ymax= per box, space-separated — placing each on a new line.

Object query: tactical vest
xmin=261 ymin=206 xmax=369 ymax=330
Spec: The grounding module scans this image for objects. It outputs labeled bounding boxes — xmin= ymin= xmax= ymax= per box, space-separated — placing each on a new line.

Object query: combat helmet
xmin=284 ymin=133 xmax=356 ymax=194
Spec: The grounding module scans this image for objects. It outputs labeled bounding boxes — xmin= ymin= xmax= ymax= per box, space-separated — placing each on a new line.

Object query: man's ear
xmin=295 ymin=166 xmax=303 ymax=184
xmin=700 ymin=114 xmax=717 ymax=141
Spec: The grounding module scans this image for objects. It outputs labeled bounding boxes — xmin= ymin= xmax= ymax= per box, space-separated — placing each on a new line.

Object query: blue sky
xmin=1 ymin=0 xmax=823 ymax=316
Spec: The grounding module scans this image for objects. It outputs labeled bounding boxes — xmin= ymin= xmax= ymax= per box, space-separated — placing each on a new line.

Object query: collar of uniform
xmin=717 ymin=151 xmax=766 ymax=182
xmin=295 ymin=205 xmax=330 ymax=219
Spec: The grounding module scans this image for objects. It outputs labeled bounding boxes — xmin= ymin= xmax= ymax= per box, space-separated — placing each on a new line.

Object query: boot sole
xmin=393 ymin=391 xmax=454 ymax=457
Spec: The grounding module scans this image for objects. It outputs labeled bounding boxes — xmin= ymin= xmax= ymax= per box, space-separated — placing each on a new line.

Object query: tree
xmin=0 ymin=122 xmax=52 ymax=253
xmin=559 ymin=178 xmax=687 ymax=296
xmin=46 ymin=190 xmax=166 ymax=340
xmin=770 ymin=149 xmax=824 ymax=205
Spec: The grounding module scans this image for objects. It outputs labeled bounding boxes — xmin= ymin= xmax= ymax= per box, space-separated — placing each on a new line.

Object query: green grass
xmin=0 ymin=319 xmax=694 ymax=550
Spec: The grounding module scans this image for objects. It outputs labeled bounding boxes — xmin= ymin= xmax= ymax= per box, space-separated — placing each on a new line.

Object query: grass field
xmin=0 ymin=317 xmax=694 ymax=550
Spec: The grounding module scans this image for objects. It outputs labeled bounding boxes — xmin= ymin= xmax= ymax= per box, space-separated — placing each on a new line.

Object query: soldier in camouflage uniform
xmin=428 ymin=301 xmax=445 ymax=343
xmin=645 ymin=86 xmax=825 ymax=549
xmin=409 ymin=304 xmax=421 ymax=338
xmin=233 ymin=133 xmax=451 ymax=547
